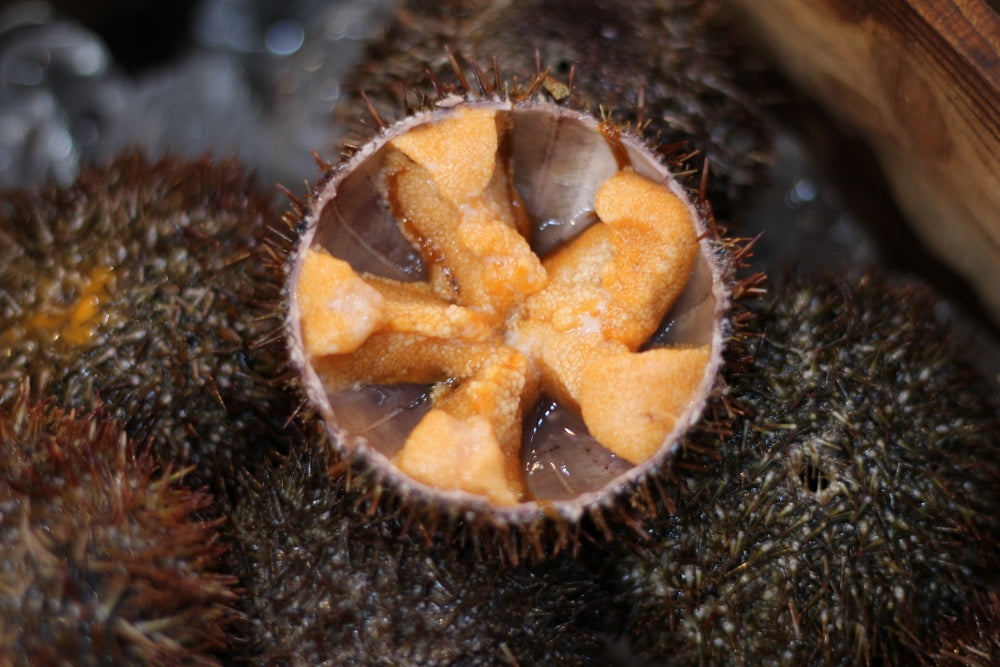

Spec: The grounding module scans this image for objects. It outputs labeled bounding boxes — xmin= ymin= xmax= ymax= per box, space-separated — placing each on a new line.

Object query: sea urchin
xmin=613 ymin=273 xmax=1000 ymax=665
xmin=282 ymin=84 xmax=739 ymax=561
xmin=0 ymin=385 xmax=237 ymax=666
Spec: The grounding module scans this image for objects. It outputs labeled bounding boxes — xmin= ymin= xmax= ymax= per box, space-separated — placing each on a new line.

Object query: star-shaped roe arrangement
xmin=296 ymin=106 xmax=710 ymax=506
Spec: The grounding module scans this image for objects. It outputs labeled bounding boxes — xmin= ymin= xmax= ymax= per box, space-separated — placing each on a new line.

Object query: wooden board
xmin=725 ymin=0 xmax=1000 ymax=323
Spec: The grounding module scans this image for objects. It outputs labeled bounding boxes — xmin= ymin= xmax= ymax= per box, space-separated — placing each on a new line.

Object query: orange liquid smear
xmin=26 ymin=265 xmax=115 ymax=346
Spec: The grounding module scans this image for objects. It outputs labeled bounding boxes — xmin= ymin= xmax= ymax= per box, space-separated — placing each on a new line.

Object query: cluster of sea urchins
xmin=609 ymin=273 xmax=1000 ymax=665
xmin=1 ymin=2 xmax=998 ymax=664
xmin=0 ymin=385 xmax=237 ymax=665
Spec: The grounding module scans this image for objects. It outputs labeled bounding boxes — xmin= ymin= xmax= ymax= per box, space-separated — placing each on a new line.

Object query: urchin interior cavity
xmin=293 ymin=103 xmax=718 ymax=506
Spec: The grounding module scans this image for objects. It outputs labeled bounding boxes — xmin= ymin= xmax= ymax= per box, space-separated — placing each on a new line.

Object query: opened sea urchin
xmin=284 ymin=83 xmax=741 ymax=560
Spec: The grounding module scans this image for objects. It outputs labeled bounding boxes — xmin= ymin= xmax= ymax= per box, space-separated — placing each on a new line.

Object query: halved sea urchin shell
xmin=284 ymin=94 xmax=734 ymax=559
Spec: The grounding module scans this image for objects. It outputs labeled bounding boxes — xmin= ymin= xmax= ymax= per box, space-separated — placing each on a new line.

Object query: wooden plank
xmin=725 ymin=0 xmax=1000 ymax=322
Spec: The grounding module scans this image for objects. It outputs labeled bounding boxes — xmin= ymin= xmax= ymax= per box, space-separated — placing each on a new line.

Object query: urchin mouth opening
xmin=287 ymin=99 xmax=725 ymax=511
xmin=792 ymin=438 xmax=850 ymax=499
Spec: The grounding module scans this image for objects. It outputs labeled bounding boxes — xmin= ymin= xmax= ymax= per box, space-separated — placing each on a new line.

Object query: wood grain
xmin=725 ymin=0 xmax=1000 ymax=322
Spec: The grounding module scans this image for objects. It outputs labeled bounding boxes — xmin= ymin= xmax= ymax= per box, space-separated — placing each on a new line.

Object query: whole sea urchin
xmin=0 ymin=152 xmax=296 ymax=487
xmin=225 ymin=439 xmax=611 ymax=666
xmin=0 ymin=385 xmax=237 ymax=666
xmin=274 ymin=0 xmax=780 ymax=563
xmin=612 ymin=273 xmax=1000 ymax=665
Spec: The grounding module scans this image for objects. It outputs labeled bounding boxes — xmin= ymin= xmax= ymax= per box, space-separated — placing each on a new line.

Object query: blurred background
xmin=0 ymin=0 xmax=394 ymax=189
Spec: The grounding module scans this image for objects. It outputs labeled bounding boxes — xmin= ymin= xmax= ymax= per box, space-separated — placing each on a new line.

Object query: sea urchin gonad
xmin=284 ymin=94 xmax=734 ymax=556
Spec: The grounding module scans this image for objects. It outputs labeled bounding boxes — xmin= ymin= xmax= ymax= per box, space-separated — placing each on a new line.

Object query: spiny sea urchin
xmin=0 ymin=151 xmax=297 ymax=487
xmin=611 ymin=273 xmax=1000 ymax=665
xmin=225 ymin=438 xmax=611 ymax=666
xmin=280 ymin=68 xmax=759 ymax=561
xmin=0 ymin=384 xmax=237 ymax=666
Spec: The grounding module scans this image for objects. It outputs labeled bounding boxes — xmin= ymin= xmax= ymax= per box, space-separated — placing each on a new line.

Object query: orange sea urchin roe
xmin=296 ymin=107 xmax=711 ymax=504
xmin=385 ymin=107 xmax=546 ymax=321
xmin=297 ymin=251 xmax=385 ymax=356
xmin=507 ymin=169 xmax=708 ymax=463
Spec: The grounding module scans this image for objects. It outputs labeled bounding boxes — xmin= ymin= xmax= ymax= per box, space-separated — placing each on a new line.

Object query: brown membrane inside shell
xmin=294 ymin=102 xmax=718 ymax=506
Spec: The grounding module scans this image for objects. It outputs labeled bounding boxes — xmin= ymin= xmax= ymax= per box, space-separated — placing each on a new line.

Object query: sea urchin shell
xmin=284 ymin=95 xmax=732 ymax=557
